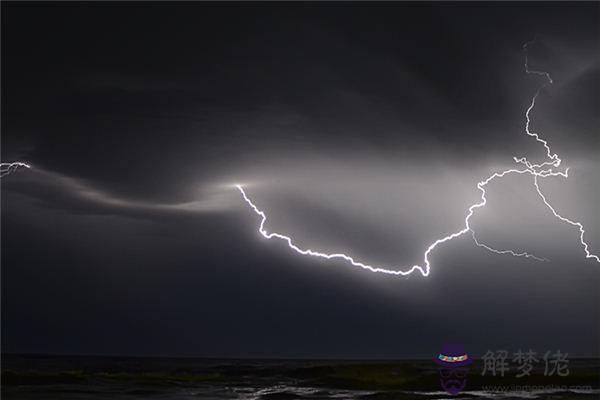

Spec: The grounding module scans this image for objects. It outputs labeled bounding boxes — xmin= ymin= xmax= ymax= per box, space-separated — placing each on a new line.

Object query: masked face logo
xmin=434 ymin=344 xmax=472 ymax=395
xmin=439 ymin=366 xmax=469 ymax=395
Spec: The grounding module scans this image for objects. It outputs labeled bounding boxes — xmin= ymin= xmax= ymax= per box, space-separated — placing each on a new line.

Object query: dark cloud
xmin=2 ymin=3 xmax=599 ymax=357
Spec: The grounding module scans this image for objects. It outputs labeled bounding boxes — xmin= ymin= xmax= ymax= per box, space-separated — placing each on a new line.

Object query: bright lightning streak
xmin=237 ymin=184 xmax=427 ymax=276
xmin=236 ymin=38 xmax=599 ymax=276
xmin=0 ymin=162 xmax=31 ymax=178
xmin=237 ymin=167 xmax=537 ymax=277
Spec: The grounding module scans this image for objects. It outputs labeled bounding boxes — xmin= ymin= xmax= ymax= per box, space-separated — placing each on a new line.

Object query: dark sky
xmin=2 ymin=2 xmax=599 ymax=358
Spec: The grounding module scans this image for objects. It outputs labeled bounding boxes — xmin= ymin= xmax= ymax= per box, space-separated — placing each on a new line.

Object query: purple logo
xmin=435 ymin=343 xmax=472 ymax=395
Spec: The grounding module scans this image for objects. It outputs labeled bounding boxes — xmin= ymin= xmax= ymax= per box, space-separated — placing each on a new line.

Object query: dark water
xmin=2 ymin=355 xmax=599 ymax=399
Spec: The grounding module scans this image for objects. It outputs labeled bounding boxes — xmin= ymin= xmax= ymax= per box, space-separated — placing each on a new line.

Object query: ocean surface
xmin=2 ymin=355 xmax=599 ymax=399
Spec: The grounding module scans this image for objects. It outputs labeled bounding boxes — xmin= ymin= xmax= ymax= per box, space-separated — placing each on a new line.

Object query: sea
xmin=2 ymin=354 xmax=599 ymax=399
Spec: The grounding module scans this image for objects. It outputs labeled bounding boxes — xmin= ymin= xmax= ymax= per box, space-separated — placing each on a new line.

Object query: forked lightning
xmin=237 ymin=39 xmax=600 ymax=276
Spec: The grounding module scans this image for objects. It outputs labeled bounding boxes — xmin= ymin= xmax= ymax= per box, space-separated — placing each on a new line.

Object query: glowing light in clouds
xmin=237 ymin=39 xmax=600 ymax=276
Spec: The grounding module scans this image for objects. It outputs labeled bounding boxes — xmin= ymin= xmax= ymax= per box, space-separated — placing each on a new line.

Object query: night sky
xmin=2 ymin=2 xmax=599 ymax=358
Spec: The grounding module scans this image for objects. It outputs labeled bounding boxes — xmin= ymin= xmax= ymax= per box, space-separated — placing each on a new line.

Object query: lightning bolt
xmin=237 ymin=184 xmax=428 ymax=276
xmin=0 ymin=162 xmax=31 ymax=178
xmin=534 ymin=174 xmax=600 ymax=263
xmin=471 ymin=231 xmax=547 ymax=262
xmin=516 ymin=38 xmax=599 ymax=264
xmin=236 ymin=39 xmax=599 ymax=276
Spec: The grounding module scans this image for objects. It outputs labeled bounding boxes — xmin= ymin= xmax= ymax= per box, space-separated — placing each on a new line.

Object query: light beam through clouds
xmin=237 ymin=39 xmax=600 ymax=276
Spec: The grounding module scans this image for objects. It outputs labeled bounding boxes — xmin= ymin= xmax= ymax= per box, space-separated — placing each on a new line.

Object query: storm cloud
xmin=2 ymin=3 xmax=599 ymax=358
